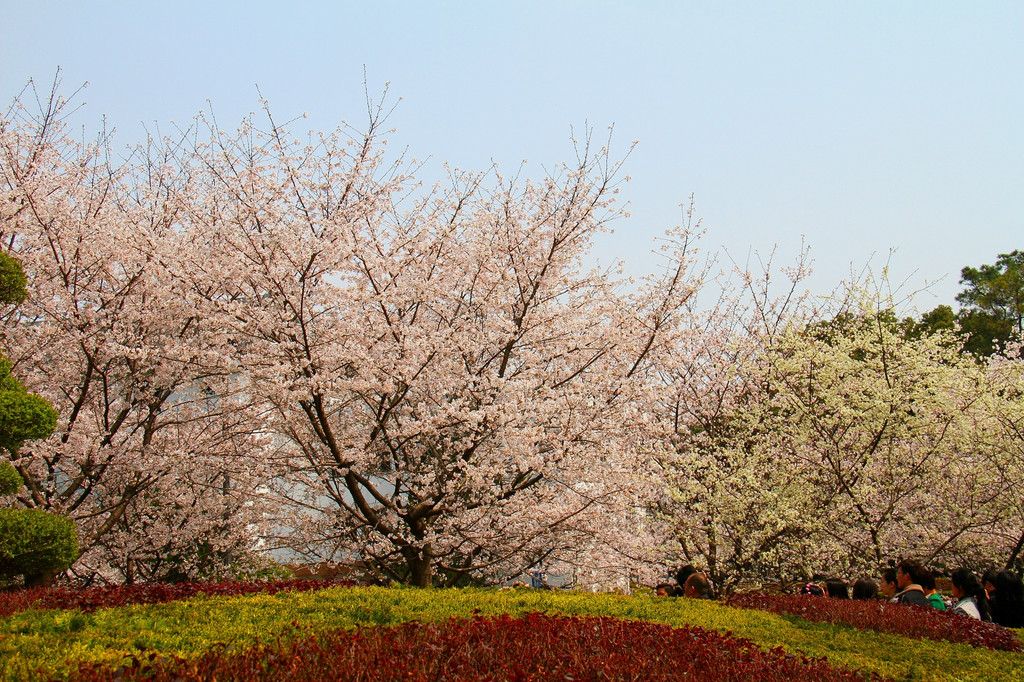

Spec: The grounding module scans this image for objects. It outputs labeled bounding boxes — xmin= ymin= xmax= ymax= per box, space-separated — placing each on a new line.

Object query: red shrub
xmin=71 ymin=613 xmax=887 ymax=681
xmin=0 ymin=579 xmax=348 ymax=618
xmin=726 ymin=593 xmax=1022 ymax=652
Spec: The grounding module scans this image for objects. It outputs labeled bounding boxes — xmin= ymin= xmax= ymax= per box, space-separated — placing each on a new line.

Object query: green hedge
xmin=2 ymin=586 xmax=1023 ymax=681
xmin=0 ymin=508 xmax=78 ymax=586
xmin=0 ymin=390 xmax=58 ymax=454
xmin=0 ymin=461 xmax=21 ymax=496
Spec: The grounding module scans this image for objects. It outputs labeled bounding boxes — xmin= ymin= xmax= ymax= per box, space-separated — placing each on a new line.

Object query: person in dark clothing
xmin=879 ymin=568 xmax=899 ymax=599
xmin=684 ymin=572 xmax=714 ymax=599
xmin=892 ymin=559 xmax=930 ymax=607
xmin=982 ymin=568 xmax=999 ymax=596
xmin=675 ymin=565 xmax=698 ymax=596
xmin=990 ymin=570 xmax=1024 ymax=628
xmin=982 ymin=568 xmax=1000 ymax=616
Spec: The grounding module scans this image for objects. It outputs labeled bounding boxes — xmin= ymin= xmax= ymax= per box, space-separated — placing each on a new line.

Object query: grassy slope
xmin=1 ymin=586 xmax=1022 ymax=680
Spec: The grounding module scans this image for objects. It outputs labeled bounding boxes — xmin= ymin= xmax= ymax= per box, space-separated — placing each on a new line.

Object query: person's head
xmin=994 ymin=571 xmax=1024 ymax=607
xmin=982 ymin=568 xmax=999 ymax=596
xmin=684 ymin=572 xmax=712 ymax=599
xmin=951 ymin=568 xmax=992 ymax=620
xmin=918 ymin=568 xmax=937 ymax=595
xmin=655 ymin=583 xmax=676 ymax=597
xmin=824 ymin=578 xmax=849 ymax=599
xmin=852 ymin=578 xmax=879 ymax=600
xmin=897 ymin=559 xmax=923 ymax=589
xmin=880 ymin=568 xmax=899 ymax=598
xmin=800 ymin=582 xmax=825 ymax=597
xmin=675 ymin=565 xmax=698 ymax=589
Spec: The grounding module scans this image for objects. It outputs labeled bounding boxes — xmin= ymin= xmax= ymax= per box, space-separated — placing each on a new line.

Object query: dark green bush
xmin=0 ymin=508 xmax=78 ymax=586
xmin=0 ymin=461 xmax=22 ymax=496
xmin=0 ymin=253 xmax=27 ymax=306
xmin=0 ymin=360 xmax=59 ymax=454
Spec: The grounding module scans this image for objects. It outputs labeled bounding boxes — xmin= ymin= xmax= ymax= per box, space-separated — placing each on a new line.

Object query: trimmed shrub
xmin=0 ymin=388 xmax=58 ymax=455
xmin=0 ymin=461 xmax=21 ymax=496
xmin=0 ymin=508 xmax=78 ymax=587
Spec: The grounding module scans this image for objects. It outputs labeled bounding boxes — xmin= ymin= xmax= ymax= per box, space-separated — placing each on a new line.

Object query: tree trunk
xmin=405 ymin=544 xmax=433 ymax=588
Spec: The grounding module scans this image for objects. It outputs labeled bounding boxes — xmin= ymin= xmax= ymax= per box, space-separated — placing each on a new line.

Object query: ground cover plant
xmin=0 ymin=579 xmax=341 ymax=618
xmin=727 ymin=592 xmax=1023 ymax=652
xmin=3 ymin=585 xmax=1024 ymax=680
xmin=69 ymin=613 xmax=886 ymax=681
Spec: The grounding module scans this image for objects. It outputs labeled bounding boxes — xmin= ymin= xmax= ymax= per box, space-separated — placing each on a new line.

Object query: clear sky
xmin=2 ymin=1 xmax=1021 ymax=311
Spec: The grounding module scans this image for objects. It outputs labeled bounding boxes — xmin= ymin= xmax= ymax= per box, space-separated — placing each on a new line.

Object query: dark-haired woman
xmin=950 ymin=568 xmax=992 ymax=622
xmin=990 ymin=571 xmax=1024 ymax=628
xmin=852 ymin=579 xmax=879 ymax=600
xmin=800 ymin=582 xmax=824 ymax=596
xmin=919 ymin=569 xmax=946 ymax=610
xmin=824 ymin=578 xmax=849 ymax=599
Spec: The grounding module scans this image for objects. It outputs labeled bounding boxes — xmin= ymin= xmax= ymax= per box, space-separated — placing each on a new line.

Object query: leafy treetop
xmin=0 ymin=253 xmax=57 ymax=455
xmin=911 ymin=250 xmax=1023 ymax=357
xmin=957 ymin=250 xmax=1024 ymax=337
xmin=0 ymin=253 xmax=26 ymax=307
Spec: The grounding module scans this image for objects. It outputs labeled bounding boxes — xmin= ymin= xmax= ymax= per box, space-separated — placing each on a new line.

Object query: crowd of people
xmin=657 ymin=561 xmax=1024 ymax=627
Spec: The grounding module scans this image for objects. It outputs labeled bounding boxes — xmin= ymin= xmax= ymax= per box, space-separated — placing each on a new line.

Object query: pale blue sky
xmin=2 ymin=1 xmax=1022 ymax=310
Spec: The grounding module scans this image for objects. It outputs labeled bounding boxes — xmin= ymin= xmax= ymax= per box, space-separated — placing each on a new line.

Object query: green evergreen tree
xmin=956 ymin=250 xmax=1024 ymax=344
xmin=0 ymin=252 xmax=77 ymax=587
xmin=913 ymin=251 xmax=1023 ymax=357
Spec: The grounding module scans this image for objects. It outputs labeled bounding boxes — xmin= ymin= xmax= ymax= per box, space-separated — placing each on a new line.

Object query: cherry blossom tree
xmin=660 ymin=273 xmax=1024 ymax=587
xmin=2 ymin=79 xmax=708 ymax=587
xmin=656 ymin=253 xmax=824 ymax=589
xmin=172 ymin=95 xmax=706 ymax=586
xmin=19 ymin=78 xmax=1019 ymax=593
xmin=0 ymin=82 xmax=272 ymax=583
xmin=759 ymin=305 xmax=1006 ymax=571
xmin=981 ymin=345 xmax=1024 ymax=569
